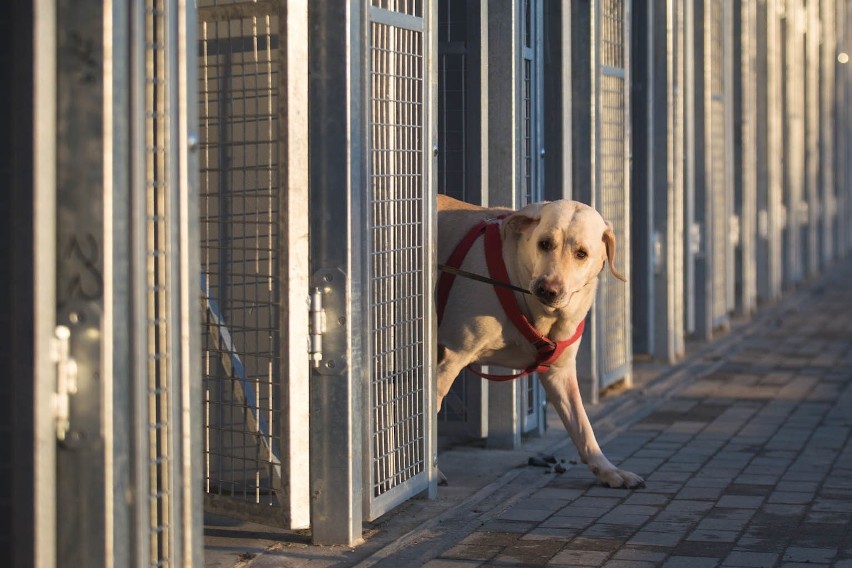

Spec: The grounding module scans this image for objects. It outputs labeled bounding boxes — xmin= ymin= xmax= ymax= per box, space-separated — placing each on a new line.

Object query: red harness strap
xmin=437 ymin=218 xmax=585 ymax=382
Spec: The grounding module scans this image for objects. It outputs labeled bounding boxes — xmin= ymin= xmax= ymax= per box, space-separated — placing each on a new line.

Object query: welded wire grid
xmin=709 ymin=0 xmax=729 ymax=324
xmin=369 ymin=20 xmax=428 ymax=498
xmin=198 ymin=2 xmax=283 ymax=507
xmin=599 ymin=0 xmax=630 ymax=383
xmin=523 ymin=58 xmax=534 ymax=204
xmin=145 ymin=1 xmax=173 ymax=564
xmin=372 ymin=0 xmax=422 ymax=18
xmin=522 ymin=0 xmax=534 ymax=204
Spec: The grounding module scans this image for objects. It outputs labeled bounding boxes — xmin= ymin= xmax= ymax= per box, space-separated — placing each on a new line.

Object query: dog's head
xmin=502 ymin=200 xmax=626 ymax=309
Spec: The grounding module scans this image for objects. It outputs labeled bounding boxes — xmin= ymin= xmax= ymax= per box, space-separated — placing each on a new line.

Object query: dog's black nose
xmin=534 ymin=281 xmax=560 ymax=303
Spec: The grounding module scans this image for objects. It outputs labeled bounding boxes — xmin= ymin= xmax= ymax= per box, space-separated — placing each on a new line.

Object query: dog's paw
xmin=597 ymin=467 xmax=645 ymax=489
xmin=437 ymin=467 xmax=449 ymax=486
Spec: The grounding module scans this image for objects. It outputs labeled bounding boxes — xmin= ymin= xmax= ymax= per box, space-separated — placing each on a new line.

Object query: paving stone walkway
xmin=211 ymin=260 xmax=852 ymax=568
xmin=362 ymin=263 xmax=852 ymax=567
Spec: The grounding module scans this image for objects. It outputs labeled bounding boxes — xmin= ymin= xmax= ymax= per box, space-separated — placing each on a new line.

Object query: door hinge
xmin=310 ymin=268 xmax=347 ymax=375
xmin=51 ymin=325 xmax=78 ymax=441
xmin=309 ymin=286 xmax=327 ymax=369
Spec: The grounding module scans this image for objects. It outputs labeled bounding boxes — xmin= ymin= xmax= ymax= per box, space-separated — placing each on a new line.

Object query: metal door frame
xmin=308 ymin=2 xmax=366 ymax=545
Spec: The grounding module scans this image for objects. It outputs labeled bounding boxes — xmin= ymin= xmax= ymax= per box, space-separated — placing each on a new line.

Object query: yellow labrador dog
xmin=436 ymin=194 xmax=644 ymax=489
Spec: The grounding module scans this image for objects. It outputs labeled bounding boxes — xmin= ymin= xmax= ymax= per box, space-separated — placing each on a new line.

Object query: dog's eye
xmin=575 ymin=249 xmax=588 ymax=260
xmin=538 ymin=239 xmax=555 ymax=252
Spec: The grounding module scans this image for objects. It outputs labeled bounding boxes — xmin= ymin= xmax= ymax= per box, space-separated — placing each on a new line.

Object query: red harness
xmin=437 ymin=218 xmax=585 ymax=382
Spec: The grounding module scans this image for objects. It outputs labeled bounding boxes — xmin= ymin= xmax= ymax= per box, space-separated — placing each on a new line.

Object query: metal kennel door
xmin=365 ymin=0 xmax=437 ymax=521
xmin=571 ymin=0 xmax=632 ymax=399
xmin=594 ymin=0 xmax=632 ymax=391
xmin=198 ymin=0 xmax=311 ymax=529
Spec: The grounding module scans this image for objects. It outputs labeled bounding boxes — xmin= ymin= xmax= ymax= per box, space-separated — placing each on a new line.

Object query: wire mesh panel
xmin=366 ymin=2 xmax=432 ymax=520
xmin=198 ymin=0 xmax=288 ymax=524
xmin=596 ymin=0 xmax=631 ymax=388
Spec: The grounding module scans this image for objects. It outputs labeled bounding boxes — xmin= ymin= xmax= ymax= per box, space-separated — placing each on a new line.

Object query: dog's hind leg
xmin=435 ymin=344 xmax=472 ymax=412
xmin=434 ymin=344 xmax=475 ymax=487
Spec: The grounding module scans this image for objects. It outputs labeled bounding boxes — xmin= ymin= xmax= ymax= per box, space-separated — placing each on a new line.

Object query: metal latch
xmin=52 ymin=325 xmax=78 ymax=441
xmin=690 ymin=222 xmax=702 ymax=255
xmin=309 ymin=287 xmax=327 ymax=368
xmin=730 ymin=214 xmax=741 ymax=247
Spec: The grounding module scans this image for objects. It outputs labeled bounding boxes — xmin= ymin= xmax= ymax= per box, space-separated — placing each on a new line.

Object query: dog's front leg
xmin=539 ymin=365 xmax=645 ymax=489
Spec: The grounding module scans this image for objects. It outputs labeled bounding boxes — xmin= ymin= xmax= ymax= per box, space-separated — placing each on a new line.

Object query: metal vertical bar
xmin=130 ymin=0 xmax=151 ymax=562
xmin=424 ymin=0 xmax=439 ymax=504
xmin=485 ymin=0 xmax=522 ymax=447
xmin=572 ymin=0 xmax=599 ymax=402
xmin=55 ymin=0 xmax=107 ymax=563
xmin=174 ymin=0 xmax=202 ymax=562
xmin=33 ymin=0 xmax=58 ymax=565
xmin=684 ymin=0 xmax=698 ymax=335
xmin=734 ymin=0 xmax=757 ymax=317
xmin=783 ymin=0 xmax=805 ymax=287
xmin=820 ymin=0 xmax=836 ymax=265
xmin=756 ymin=0 xmax=784 ymax=303
xmin=723 ymin=0 xmax=735 ymax=316
xmin=651 ymin=0 xmax=688 ymax=362
xmin=105 ymin=0 xmax=131 ymax=563
xmin=632 ymin=0 xmax=654 ymax=359
xmin=805 ymin=0 xmax=820 ymax=277
xmin=279 ymin=0 xmax=311 ymax=530
xmin=308 ymin=0 xmax=364 ymax=546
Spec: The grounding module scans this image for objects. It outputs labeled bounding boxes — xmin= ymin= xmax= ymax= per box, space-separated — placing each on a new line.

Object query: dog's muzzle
xmin=532 ymin=278 xmax=563 ymax=306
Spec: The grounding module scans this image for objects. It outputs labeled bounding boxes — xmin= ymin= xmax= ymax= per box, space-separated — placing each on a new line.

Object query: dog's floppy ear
xmin=602 ymin=222 xmax=627 ymax=282
xmin=502 ymin=202 xmax=545 ymax=239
